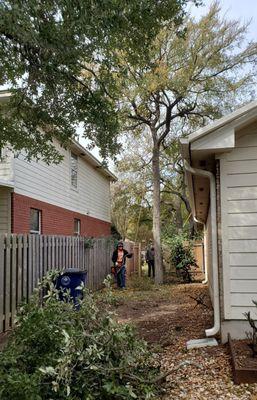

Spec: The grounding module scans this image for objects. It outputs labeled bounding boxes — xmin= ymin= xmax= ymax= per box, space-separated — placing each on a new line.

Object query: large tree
xmin=115 ymin=2 xmax=257 ymax=283
xmin=111 ymin=132 xmax=192 ymax=242
xmin=0 ymin=0 xmax=191 ymax=162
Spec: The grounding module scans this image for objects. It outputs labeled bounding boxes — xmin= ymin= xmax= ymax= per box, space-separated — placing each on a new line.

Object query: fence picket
xmin=11 ymin=235 xmax=17 ymax=326
xmin=55 ymin=236 xmax=59 ymax=270
xmin=22 ymin=235 xmax=28 ymax=301
xmin=51 ymin=236 xmax=55 ymax=269
xmin=28 ymin=235 xmax=33 ymax=297
xmin=5 ymin=235 xmax=11 ymax=330
xmin=47 ymin=236 xmax=51 ymax=272
xmin=17 ymin=235 xmax=23 ymax=306
xmin=0 ymin=234 xmax=115 ymax=333
xmin=43 ymin=236 xmax=47 ymax=276
xmin=39 ymin=235 xmax=43 ymax=282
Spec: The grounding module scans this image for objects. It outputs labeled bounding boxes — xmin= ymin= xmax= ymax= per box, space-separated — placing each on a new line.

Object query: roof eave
xmin=180 ymin=138 xmax=196 ymax=218
xmin=187 ymin=100 xmax=257 ymax=145
xmin=71 ymin=141 xmax=117 ymax=182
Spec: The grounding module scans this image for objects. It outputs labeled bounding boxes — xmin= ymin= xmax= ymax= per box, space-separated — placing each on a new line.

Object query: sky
xmin=82 ymin=0 xmax=257 ymax=168
xmin=190 ymin=0 xmax=257 ymax=40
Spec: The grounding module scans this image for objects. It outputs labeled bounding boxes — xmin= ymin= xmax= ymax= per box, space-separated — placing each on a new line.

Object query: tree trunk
xmin=152 ymin=143 xmax=163 ymax=284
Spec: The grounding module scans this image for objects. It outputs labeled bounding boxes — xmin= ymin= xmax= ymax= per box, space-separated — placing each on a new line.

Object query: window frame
xmin=30 ymin=208 xmax=42 ymax=234
xmin=70 ymin=152 xmax=78 ymax=190
xmin=74 ymin=218 xmax=81 ymax=236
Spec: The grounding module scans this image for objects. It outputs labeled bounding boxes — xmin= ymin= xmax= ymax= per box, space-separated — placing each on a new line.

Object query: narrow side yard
xmin=112 ymin=281 xmax=257 ymax=400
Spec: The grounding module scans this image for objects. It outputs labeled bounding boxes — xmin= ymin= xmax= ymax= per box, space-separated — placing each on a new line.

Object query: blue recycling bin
xmin=56 ymin=268 xmax=87 ymax=307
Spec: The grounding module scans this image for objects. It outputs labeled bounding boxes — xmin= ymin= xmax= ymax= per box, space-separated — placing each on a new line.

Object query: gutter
xmin=193 ymin=216 xmax=208 ymax=284
xmin=184 ymin=160 xmax=220 ymax=337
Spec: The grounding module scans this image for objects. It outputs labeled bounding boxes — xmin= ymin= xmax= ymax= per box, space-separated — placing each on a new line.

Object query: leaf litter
xmin=112 ymin=282 xmax=257 ymax=400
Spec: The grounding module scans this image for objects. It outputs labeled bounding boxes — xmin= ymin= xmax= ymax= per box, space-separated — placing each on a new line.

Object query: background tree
xmin=111 ymin=180 xmax=153 ymax=242
xmin=115 ymin=2 xmax=257 ymax=283
xmin=111 ymin=141 xmax=153 ymax=242
xmin=111 ymin=133 xmax=193 ymax=243
xmin=0 ymin=0 xmax=192 ymax=162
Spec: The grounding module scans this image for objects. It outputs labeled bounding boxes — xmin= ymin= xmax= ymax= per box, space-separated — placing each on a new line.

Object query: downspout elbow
xmin=184 ymin=160 xmax=220 ymax=337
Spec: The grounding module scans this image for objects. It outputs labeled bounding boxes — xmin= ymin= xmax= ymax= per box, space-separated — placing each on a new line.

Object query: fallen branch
xmin=152 ymin=360 xmax=202 ymax=383
xmin=189 ymin=294 xmax=210 ymax=309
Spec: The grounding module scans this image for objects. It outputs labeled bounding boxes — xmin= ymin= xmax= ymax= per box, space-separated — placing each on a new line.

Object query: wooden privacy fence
xmin=124 ymin=241 xmax=142 ymax=276
xmin=0 ymin=234 xmax=114 ymax=333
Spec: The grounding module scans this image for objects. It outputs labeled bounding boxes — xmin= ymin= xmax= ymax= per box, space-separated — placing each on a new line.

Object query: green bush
xmin=166 ymin=234 xmax=197 ymax=270
xmin=0 ymin=274 xmax=160 ymax=400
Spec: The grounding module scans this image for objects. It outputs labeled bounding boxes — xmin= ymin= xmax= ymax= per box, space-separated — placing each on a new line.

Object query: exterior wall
xmin=0 ymin=187 xmax=11 ymax=234
xmin=12 ymin=193 xmax=111 ymax=237
xmin=216 ymin=159 xmax=224 ymax=322
xmin=205 ymin=207 xmax=214 ymax=304
xmin=0 ymin=148 xmax=14 ymax=182
xmin=13 ymin=141 xmax=111 ymax=223
xmin=219 ymin=120 xmax=257 ymax=323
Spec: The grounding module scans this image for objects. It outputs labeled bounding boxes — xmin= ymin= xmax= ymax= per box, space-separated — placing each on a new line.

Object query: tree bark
xmin=152 ymin=143 xmax=163 ymax=284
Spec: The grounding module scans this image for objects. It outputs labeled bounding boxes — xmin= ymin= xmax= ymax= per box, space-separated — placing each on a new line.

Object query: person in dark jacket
xmin=112 ymin=241 xmax=132 ymax=289
xmin=145 ymin=243 xmax=155 ymax=278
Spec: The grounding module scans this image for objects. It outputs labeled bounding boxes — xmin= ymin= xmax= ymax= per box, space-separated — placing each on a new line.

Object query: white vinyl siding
xmin=220 ymin=121 xmax=257 ymax=319
xmin=0 ymin=187 xmax=11 ymax=234
xmin=13 ymin=142 xmax=111 ymax=222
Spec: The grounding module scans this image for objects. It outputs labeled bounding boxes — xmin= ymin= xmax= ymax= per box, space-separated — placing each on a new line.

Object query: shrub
xmin=245 ymin=300 xmax=257 ymax=357
xmin=0 ymin=274 xmax=160 ymax=400
xmin=166 ymin=234 xmax=197 ymax=271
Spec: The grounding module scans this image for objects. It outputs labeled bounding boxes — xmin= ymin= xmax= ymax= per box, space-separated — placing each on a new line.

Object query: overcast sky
xmin=190 ymin=0 xmax=257 ymax=40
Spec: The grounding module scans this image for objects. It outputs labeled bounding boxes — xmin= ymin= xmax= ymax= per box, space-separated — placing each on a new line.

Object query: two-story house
xmin=0 ymin=95 xmax=116 ymax=237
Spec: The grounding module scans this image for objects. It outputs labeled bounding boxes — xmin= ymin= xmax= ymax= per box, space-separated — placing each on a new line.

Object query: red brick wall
xmin=11 ymin=193 xmax=111 ymax=237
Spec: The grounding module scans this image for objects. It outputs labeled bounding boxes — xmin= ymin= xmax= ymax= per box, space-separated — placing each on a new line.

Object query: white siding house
xmin=13 ymin=141 xmax=112 ymax=223
xmin=181 ymin=101 xmax=257 ymax=341
xmin=0 ymin=92 xmax=116 ymax=237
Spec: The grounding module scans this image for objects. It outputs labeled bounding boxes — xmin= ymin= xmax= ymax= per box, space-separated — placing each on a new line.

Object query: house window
xmin=30 ymin=208 xmax=41 ymax=234
xmin=71 ymin=152 xmax=78 ymax=189
xmin=74 ymin=218 xmax=81 ymax=236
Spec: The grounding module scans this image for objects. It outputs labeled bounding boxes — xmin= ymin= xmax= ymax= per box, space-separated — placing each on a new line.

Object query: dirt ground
xmin=112 ymin=278 xmax=257 ymax=400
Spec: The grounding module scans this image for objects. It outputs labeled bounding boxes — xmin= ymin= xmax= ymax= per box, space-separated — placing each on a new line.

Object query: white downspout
xmin=202 ymin=226 xmax=208 ymax=285
xmin=193 ymin=217 xmax=208 ymax=284
xmin=184 ymin=160 xmax=220 ymax=337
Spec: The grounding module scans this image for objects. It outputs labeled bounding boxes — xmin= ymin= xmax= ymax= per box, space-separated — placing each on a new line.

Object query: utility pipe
xmin=184 ymin=160 xmax=220 ymax=337
xmin=193 ymin=216 xmax=208 ymax=284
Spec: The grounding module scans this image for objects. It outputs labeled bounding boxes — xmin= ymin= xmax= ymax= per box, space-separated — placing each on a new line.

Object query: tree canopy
xmin=111 ymin=2 xmax=257 ymax=283
xmin=0 ymin=0 xmax=192 ymax=162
